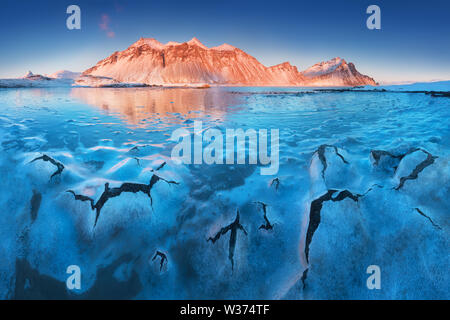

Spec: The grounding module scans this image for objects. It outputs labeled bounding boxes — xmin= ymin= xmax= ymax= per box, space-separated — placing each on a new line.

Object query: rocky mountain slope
xmin=83 ymin=37 xmax=376 ymax=87
xmin=301 ymin=57 xmax=376 ymax=86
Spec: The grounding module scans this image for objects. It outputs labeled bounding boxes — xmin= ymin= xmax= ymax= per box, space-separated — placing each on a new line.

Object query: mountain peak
xmin=302 ymin=57 xmax=346 ymax=78
xmin=24 ymin=71 xmax=34 ymax=78
xmin=186 ymin=37 xmax=208 ymax=49
xmin=211 ymin=43 xmax=236 ymax=51
xmin=133 ymin=38 xmax=164 ymax=50
xmin=322 ymin=57 xmax=347 ymax=66
xmin=132 ymin=37 xmax=210 ymax=50
xmin=302 ymin=57 xmax=376 ymax=86
xmin=331 ymin=56 xmax=344 ymax=62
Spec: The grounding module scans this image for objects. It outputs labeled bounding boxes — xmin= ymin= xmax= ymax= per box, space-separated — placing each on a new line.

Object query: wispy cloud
xmin=99 ymin=14 xmax=115 ymax=38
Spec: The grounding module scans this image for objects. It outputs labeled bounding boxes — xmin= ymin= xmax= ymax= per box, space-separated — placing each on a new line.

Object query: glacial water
xmin=0 ymin=87 xmax=448 ymax=299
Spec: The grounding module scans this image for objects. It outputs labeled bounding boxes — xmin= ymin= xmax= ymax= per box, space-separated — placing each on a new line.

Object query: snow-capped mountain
xmin=83 ymin=37 xmax=376 ymax=86
xmin=22 ymin=71 xmax=51 ymax=81
xmin=301 ymin=57 xmax=377 ymax=86
xmin=23 ymin=71 xmax=34 ymax=78
xmin=0 ymin=71 xmax=77 ymax=88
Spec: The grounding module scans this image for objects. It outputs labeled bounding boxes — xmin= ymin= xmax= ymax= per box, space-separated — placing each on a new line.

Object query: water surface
xmin=0 ymin=87 xmax=448 ymax=299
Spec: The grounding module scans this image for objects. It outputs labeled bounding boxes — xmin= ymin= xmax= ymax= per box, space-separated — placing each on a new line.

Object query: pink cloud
xmin=99 ymin=14 xmax=115 ymax=38
xmin=99 ymin=14 xmax=110 ymax=30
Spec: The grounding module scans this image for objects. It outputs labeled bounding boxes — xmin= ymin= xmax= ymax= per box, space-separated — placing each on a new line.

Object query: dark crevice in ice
xmin=30 ymin=189 xmax=42 ymax=223
xmin=151 ymin=162 xmax=167 ymax=172
xmin=29 ymin=154 xmax=65 ymax=180
xmin=66 ymin=190 xmax=95 ymax=209
xmin=370 ymin=149 xmax=404 ymax=166
xmin=302 ymin=185 xmax=382 ymax=287
xmin=304 ymin=190 xmax=338 ymax=265
xmin=302 ymin=190 xmax=356 ymax=287
xmin=313 ymin=145 xmax=349 ymax=179
xmin=133 ymin=159 xmax=166 ymax=172
xmin=304 ymin=186 xmax=382 ymax=264
xmin=254 ymin=201 xmax=273 ymax=231
xmin=414 ymin=208 xmax=442 ymax=230
xmin=371 ymin=148 xmax=424 ymax=169
xmin=152 ymin=250 xmax=168 ymax=271
xmin=301 ymin=268 xmax=309 ymax=290
xmin=395 ymin=150 xmax=437 ymax=190
xmin=207 ymin=210 xmax=248 ymax=271
xmin=128 ymin=144 xmax=152 ymax=153
xmin=371 ymin=148 xmax=437 ymax=183
xmin=67 ymin=172 xmax=178 ymax=227
xmin=270 ymin=177 xmax=280 ymax=191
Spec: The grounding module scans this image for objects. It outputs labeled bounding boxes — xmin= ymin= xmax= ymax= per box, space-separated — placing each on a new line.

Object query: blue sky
xmin=0 ymin=0 xmax=449 ymax=83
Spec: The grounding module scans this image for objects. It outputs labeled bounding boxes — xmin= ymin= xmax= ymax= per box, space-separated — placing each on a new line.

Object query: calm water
xmin=0 ymin=87 xmax=448 ymax=299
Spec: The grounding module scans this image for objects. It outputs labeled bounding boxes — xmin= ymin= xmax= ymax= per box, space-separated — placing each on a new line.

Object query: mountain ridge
xmin=83 ymin=37 xmax=377 ymax=87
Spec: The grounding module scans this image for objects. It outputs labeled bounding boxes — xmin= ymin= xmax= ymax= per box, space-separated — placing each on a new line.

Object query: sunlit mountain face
xmin=82 ymin=38 xmax=376 ymax=87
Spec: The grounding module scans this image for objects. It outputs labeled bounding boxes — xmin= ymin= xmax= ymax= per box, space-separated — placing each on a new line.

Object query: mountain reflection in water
xmin=70 ymin=87 xmax=240 ymax=126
